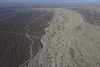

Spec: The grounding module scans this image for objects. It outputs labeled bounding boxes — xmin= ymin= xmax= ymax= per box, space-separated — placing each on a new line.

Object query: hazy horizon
xmin=0 ymin=0 xmax=100 ymax=3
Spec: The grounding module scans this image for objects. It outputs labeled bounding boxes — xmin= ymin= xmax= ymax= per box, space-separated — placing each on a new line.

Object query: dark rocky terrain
xmin=0 ymin=8 xmax=54 ymax=67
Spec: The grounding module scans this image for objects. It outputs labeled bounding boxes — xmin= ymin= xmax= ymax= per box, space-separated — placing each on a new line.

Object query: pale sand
xmin=27 ymin=8 xmax=100 ymax=67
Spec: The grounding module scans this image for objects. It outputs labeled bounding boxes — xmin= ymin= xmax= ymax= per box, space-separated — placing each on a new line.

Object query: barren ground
xmin=0 ymin=6 xmax=100 ymax=67
xmin=0 ymin=9 xmax=54 ymax=67
xmin=27 ymin=8 xmax=100 ymax=67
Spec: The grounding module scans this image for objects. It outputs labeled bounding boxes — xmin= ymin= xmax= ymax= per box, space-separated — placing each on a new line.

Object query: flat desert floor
xmin=0 ymin=8 xmax=54 ymax=67
xmin=26 ymin=7 xmax=100 ymax=67
xmin=0 ymin=5 xmax=100 ymax=67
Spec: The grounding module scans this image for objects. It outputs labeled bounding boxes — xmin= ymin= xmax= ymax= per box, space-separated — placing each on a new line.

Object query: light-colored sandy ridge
xmin=28 ymin=8 xmax=100 ymax=67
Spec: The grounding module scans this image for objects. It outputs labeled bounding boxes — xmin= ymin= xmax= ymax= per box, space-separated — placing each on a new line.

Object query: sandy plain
xmin=26 ymin=8 xmax=100 ymax=67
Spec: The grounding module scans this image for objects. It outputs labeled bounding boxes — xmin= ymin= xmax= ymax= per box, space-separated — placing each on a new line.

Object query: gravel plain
xmin=27 ymin=8 xmax=100 ymax=67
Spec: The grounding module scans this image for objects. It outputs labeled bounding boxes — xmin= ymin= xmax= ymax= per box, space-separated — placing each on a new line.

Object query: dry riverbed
xmin=27 ymin=8 xmax=100 ymax=67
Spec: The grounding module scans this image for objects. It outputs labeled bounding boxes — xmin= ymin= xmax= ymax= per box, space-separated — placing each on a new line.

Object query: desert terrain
xmin=0 ymin=8 xmax=54 ymax=67
xmin=0 ymin=4 xmax=100 ymax=67
xmin=26 ymin=7 xmax=100 ymax=67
